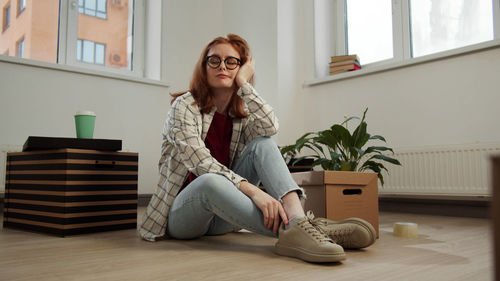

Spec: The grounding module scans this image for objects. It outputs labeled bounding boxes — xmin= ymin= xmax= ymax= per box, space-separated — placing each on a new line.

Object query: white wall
xmin=303 ymin=48 xmax=500 ymax=148
xmin=2 ymin=0 xmax=499 ymax=195
xmin=163 ymin=0 xmax=224 ymax=93
xmin=0 ymin=0 xmax=280 ymax=195
xmin=221 ymin=0 xmax=278 ymax=110
xmin=164 ymin=0 xmax=278 ymax=107
xmin=275 ymin=1 xmax=500 ymax=179
xmin=0 ymin=60 xmax=170 ymax=194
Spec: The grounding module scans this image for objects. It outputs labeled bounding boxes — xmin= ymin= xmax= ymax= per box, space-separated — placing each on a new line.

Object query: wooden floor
xmin=0 ymin=208 xmax=494 ymax=281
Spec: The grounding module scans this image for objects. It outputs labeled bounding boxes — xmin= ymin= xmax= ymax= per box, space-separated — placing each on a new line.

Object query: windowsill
xmin=304 ymin=39 xmax=500 ymax=87
xmin=0 ymin=55 xmax=170 ymax=88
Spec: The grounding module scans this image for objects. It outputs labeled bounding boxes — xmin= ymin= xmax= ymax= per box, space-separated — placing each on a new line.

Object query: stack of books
xmin=329 ymin=54 xmax=361 ymax=75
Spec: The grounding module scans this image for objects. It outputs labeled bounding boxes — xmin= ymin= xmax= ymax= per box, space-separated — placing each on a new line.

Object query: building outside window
xmin=79 ymin=0 xmax=107 ymax=19
xmin=3 ymin=2 xmax=10 ymax=31
xmin=16 ymin=37 xmax=23 ymax=58
xmin=18 ymin=0 xmax=25 ymax=14
xmin=0 ymin=0 xmax=138 ymax=73
xmin=77 ymin=39 xmax=105 ymax=65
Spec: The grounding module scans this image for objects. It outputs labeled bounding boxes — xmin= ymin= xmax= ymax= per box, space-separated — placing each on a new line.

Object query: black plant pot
xmin=287 ymin=158 xmax=314 ymax=173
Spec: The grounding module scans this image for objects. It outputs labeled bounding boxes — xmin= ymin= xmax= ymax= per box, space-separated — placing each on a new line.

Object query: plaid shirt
xmin=139 ymin=83 xmax=278 ymax=241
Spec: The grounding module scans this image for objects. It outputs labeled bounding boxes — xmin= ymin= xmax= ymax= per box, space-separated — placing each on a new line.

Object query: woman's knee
xmin=195 ymin=173 xmax=233 ymax=195
xmin=249 ymin=136 xmax=278 ymax=152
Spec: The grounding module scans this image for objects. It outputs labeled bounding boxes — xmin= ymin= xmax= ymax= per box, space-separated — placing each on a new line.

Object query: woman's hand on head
xmin=236 ymin=56 xmax=255 ymax=87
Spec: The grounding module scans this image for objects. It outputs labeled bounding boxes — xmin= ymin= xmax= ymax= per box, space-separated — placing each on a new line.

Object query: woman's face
xmin=205 ymin=43 xmax=241 ymax=91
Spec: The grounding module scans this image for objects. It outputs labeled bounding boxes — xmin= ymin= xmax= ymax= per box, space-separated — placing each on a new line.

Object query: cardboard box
xmin=3 ymin=148 xmax=138 ymax=236
xmin=292 ymin=170 xmax=379 ymax=237
xmin=492 ymin=156 xmax=500 ymax=281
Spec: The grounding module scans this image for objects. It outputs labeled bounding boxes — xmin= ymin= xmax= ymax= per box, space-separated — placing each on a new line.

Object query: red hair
xmin=171 ymin=34 xmax=253 ymax=118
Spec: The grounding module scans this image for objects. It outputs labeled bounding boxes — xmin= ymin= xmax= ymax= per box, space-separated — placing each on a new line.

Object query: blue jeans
xmin=166 ymin=136 xmax=304 ymax=239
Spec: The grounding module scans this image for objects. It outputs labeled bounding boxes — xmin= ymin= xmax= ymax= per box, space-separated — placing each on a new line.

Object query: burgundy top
xmin=183 ymin=111 xmax=233 ymax=188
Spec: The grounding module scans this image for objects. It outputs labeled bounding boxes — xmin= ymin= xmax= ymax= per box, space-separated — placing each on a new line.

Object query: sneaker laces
xmin=306 ymin=211 xmax=352 ymax=245
xmin=306 ymin=211 xmax=329 ymax=227
xmin=297 ymin=215 xmax=332 ymax=243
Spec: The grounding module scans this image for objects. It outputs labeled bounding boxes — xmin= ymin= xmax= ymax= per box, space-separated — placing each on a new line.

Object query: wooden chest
xmin=3 ymin=149 xmax=138 ymax=236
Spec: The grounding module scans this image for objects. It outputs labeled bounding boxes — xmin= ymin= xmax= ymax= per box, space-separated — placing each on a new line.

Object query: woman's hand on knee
xmin=239 ymin=181 xmax=288 ymax=234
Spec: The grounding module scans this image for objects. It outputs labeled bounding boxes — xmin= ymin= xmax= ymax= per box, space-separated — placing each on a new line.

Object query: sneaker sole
xmin=274 ymin=243 xmax=346 ymax=263
xmin=330 ymin=218 xmax=377 ymax=248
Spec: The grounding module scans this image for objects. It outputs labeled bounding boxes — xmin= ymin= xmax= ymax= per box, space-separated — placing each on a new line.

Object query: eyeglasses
xmin=206 ymin=55 xmax=241 ymax=70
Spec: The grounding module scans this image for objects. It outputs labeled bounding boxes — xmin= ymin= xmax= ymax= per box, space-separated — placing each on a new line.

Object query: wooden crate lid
xmin=23 ymin=136 xmax=122 ymax=152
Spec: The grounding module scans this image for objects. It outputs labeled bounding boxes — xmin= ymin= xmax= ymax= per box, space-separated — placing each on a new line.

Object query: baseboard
xmin=138 ymin=194 xmax=152 ymax=207
xmin=1 ymin=193 xmax=490 ymax=218
xmin=379 ymin=195 xmax=491 ymax=218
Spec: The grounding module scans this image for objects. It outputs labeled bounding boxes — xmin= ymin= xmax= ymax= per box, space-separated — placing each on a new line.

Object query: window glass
xmin=84 ymin=0 xmax=96 ymax=17
xmin=0 ymin=0 xmax=147 ymax=78
xmin=95 ymin=43 xmax=105 ymax=64
xmin=76 ymin=39 xmax=82 ymax=61
xmin=346 ymin=0 xmax=393 ymax=64
xmin=17 ymin=38 xmax=24 ymax=58
xmin=96 ymin=0 xmax=107 ymax=18
xmin=4 ymin=4 xmax=10 ymax=30
xmin=77 ymin=0 xmax=133 ymax=69
xmin=82 ymin=40 xmax=94 ymax=63
xmin=1 ymin=1 xmax=58 ymax=63
xmin=410 ymin=0 xmax=494 ymax=57
xmin=18 ymin=0 xmax=26 ymax=13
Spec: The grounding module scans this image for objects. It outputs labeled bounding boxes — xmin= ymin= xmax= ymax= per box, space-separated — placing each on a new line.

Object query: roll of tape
xmin=393 ymin=222 xmax=418 ymax=238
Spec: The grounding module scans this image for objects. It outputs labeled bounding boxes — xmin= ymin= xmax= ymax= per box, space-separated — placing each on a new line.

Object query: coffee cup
xmin=74 ymin=110 xmax=96 ymax=138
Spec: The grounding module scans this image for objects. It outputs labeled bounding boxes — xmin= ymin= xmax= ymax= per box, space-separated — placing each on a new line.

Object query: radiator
xmin=381 ymin=143 xmax=500 ymax=197
xmin=0 ymin=145 xmax=23 ymax=195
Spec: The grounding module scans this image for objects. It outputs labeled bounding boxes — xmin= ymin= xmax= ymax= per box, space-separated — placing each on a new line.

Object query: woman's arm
xmin=236 ymin=57 xmax=279 ymax=139
xmin=238 ymin=180 xmax=288 ymax=234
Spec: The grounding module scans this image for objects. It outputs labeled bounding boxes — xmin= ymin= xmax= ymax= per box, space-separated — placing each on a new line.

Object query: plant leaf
xmin=364 ymin=146 xmax=394 ymax=155
xmin=280 ymin=144 xmax=296 ymax=155
xmin=370 ymin=154 xmax=402 ymax=166
xmin=360 ymin=160 xmax=388 ymax=174
xmin=370 ymin=135 xmax=386 ymax=142
xmin=339 ymin=116 xmax=359 ymax=127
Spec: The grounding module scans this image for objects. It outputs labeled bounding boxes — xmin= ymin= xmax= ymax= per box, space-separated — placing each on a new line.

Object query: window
xmin=79 ymin=0 xmax=107 ymax=19
xmin=3 ymin=3 xmax=10 ymax=31
xmin=345 ymin=0 xmax=393 ymax=64
xmin=77 ymin=39 xmax=105 ymax=65
xmin=0 ymin=0 xmax=151 ymax=79
xmin=16 ymin=37 xmax=24 ymax=58
xmin=409 ymin=0 xmax=494 ymax=57
xmin=18 ymin=0 xmax=25 ymax=14
xmin=333 ymin=0 xmax=499 ymax=67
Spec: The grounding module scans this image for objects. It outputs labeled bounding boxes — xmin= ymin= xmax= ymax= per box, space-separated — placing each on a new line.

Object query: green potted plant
xmin=280 ymin=108 xmax=401 ymax=237
xmin=280 ymin=107 xmax=401 ymax=185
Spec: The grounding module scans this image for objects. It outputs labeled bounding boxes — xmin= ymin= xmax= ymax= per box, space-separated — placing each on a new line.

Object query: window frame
xmin=58 ymin=0 xmax=145 ymax=77
xmin=79 ymin=0 xmax=108 ymax=19
xmin=0 ymin=1 xmax=166 ymax=86
xmin=77 ymin=39 xmax=106 ymax=65
xmin=18 ymin=0 xmax=25 ymax=15
xmin=334 ymin=0 xmax=500 ymax=69
xmin=16 ymin=36 xmax=24 ymax=58
xmin=3 ymin=2 xmax=10 ymax=31
xmin=308 ymin=0 xmax=500 ymax=86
